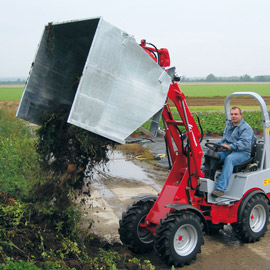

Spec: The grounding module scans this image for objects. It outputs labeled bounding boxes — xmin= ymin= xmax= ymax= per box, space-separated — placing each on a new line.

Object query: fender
xmin=133 ymin=194 xmax=158 ymax=202
xmin=166 ymin=203 xmax=207 ymax=232
xmin=237 ymin=190 xmax=269 ymax=222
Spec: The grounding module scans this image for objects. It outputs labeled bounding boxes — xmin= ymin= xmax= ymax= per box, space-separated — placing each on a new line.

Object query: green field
xmin=180 ymin=83 xmax=270 ymax=97
xmin=0 ymin=86 xmax=24 ymax=100
xmin=0 ymin=83 xmax=270 ymax=101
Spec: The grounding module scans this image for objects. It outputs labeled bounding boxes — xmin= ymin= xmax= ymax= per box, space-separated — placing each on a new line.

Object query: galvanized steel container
xmin=17 ymin=17 xmax=171 ymax=143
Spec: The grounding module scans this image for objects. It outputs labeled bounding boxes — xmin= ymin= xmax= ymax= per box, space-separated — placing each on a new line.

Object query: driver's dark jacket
xmin=218 ymin=119 xmax=255 ymax=153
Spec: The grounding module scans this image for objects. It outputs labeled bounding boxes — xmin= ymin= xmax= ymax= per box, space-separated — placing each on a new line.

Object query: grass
xmin=180 ymin=83 xmax=270 ymax=97
xmin=1 ymin=83 xmax=270 ymax=101
xmin=0 ymin=86 xmax=24 ymax=100
xmin=0 ymin=109 xmax=42 ymax=199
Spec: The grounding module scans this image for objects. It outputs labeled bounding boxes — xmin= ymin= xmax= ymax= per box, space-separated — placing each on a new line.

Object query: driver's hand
xmin=222 ymin=144 xmax=231 ymax=149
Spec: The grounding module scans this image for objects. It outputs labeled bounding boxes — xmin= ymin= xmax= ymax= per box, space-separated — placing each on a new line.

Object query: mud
xmin=0 ymin=95 xmax=269 ymax=113
xmin=0 ymin=100 xmax=20 ymax=112
xmin=76 ymin=144 xmax=270 ymax=270
xmin=184 ymin=96 xmax=270 ymax=107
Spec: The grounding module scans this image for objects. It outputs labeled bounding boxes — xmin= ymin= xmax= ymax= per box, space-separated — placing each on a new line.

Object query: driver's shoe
xmin=212 ymin=189 xmax=224 ymax=197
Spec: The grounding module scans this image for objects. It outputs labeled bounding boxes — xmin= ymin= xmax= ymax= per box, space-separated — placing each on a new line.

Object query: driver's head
xmin=230 ymin=107 xmax=243 ymax=126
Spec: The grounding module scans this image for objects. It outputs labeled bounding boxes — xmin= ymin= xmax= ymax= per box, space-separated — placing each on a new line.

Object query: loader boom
xmin=138 ymin=42 xmax=204 ymax=227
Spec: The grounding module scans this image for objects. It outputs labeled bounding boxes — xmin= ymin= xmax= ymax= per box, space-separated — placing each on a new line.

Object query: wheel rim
xmin=173 ymin=224 xmax=198 ymax=256
xmin=137 ymin=216 xmax=154 ymax=244
xmin=249 ymin=204 xmax=266 ymax=233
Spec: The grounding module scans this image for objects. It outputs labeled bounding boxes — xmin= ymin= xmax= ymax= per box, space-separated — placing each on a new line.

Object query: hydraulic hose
xmin=146 ymin=42 xmax=160 ymax=65
xmin=187 ymin=142 xmax=197 ymax=190
xmin=192 ymin=112 xmax=204 ymax=143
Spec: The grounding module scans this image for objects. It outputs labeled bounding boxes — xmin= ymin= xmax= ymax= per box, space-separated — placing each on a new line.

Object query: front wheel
xmin=118 ymin=200 xmax=155 ymax=253
xmin=154 ymin=211 xmax=204 ymax=267
xmin=232 ymin=194 xmax=269 ymax=242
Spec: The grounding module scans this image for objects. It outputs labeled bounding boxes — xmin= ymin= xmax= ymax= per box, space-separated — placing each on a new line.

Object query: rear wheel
xmin=233 ymin=194 xmax=269 ymax=242
xmin=118 ymin=200 xmax=155 ymax=253
xmin=154 ymin=211 xmax=204 ymax=267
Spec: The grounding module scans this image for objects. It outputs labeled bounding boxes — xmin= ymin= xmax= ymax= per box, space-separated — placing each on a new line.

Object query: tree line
xmin=1 ymin=75 xmax=270 ymax=85
xmin=0 ymin=78 xmax=26 ymax=85
xmin=181 ymin=74 xmax=270 ymax=83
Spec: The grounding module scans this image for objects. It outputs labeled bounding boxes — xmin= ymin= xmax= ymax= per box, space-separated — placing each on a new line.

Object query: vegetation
xmin=196 ymin=111 xmax=266 ymax=134
xmin=0 ymin=110 xmax=41 ymax=199
xmin=2 ymin=73 xmax=270 ymax=85
xmin=180 ymin=83 xmax=270 ymax=97
xmin=0 ymin=82 xmax=269 ymax=268
xmin=0 ymin=109 xmax=156 ymax=269
xmin=181 ymin=74 xmax=270 ymax=82
xmin=0 ymin=87 xmax=24 ymax=100
xmin=139 ymin=109 xmax=268 ymax=136
xmin=0 ymin=78 xmax=25 ymax=85
xmin=1 ymin=82 xmax=270 ymax=101
xmin=36 ymin=105 xmax=113 ymax=176
xmin=0 ymin=260 xmax=40 ymax=269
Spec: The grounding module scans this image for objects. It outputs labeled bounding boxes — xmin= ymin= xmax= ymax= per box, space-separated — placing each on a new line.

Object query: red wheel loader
xmin=119 ymin=40 xmax=270 ymax=267
xmin=15 ymin=18 xmax=270 ymax=268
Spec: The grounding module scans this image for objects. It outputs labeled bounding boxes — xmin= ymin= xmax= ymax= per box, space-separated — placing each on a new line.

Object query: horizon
xmin=1 ymin=74 xmax=270 ymax=81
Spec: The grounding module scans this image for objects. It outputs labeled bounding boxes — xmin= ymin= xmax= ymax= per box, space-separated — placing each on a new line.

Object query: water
xmin=94 ymin=151 xmax=150 ymax=181
xmin=91 ymin=150 xmax=162 ymax=200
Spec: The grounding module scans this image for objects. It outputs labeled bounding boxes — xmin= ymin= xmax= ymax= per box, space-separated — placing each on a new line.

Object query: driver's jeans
xmin=215 ymin=151 xmax=250 ymax=192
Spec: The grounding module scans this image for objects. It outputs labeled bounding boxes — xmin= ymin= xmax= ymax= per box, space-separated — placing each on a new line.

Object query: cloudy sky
xmin=1 ymin=0 xmax=269 ymax=78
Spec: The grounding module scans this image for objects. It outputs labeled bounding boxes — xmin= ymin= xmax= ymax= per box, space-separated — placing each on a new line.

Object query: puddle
xmin=92 ymin=150 xmax=162 ymax=194
xmin=82 ymin=150 xmax=163 ymax=218
xmin=94 ymin=151 xmax=150 ymax=180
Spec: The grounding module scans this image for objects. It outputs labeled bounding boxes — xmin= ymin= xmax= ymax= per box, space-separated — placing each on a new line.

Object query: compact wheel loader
xmin=15 ymin=17 xmax=270 ymax=268
xmin=119 ymin=41 xmax=270 ymax=267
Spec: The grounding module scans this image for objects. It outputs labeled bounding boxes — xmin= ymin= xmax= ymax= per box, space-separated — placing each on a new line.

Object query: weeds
xmin=0 ymin=110 xmax=42 ymax=200
xmin=0 ymin=109 xmax=156 ymax=269
xmin=0 ymin=260 xmax=40 ymax=269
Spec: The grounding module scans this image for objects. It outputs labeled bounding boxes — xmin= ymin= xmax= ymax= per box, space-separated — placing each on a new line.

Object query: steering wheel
xmin=205 ymin=142 xmax=228 ymax=152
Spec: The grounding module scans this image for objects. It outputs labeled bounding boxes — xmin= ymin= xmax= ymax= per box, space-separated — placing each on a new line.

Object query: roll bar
xmin=224 ymin=92 xmax=270 ymax=169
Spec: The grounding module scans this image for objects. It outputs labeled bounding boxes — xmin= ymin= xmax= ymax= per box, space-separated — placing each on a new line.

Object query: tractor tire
xmin=232 ymin=194 xmax=269 ymax=243
xmin=118 ymin=200 xmax=155 ymax=253
xmin=154 ymin=211 xmax=204 ymax=267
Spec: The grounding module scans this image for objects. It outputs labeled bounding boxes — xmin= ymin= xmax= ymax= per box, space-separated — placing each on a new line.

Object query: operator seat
xmin=204 ymin=142 xmax=257 ymax=180
xmin=232 ymin=142 xmax=257 ymax=173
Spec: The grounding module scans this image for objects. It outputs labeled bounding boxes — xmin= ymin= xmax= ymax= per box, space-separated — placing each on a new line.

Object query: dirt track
xmin=185 ymin=96 xmax=270 ymax=106
xmin=0 ymin=100 xmax=20 ymax=111
xmin=1 ymin=96 xmax=268 ymax=113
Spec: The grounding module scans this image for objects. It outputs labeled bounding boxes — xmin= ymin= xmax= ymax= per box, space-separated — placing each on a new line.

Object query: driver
xmin=211 ymin=107 xmax=255 ymax=197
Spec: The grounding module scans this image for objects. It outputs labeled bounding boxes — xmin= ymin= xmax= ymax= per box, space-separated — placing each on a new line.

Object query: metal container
xmin=17 ymin=17 xmax=171 ymax=143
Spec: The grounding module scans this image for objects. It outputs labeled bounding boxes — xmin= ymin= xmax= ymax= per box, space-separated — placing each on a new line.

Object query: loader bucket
xmin=16 ymin=17 xmax=171 ymax=144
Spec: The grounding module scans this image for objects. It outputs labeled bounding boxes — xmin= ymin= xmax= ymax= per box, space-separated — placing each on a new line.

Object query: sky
xmin=1 ymin=0 xmax=269 ymax=78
